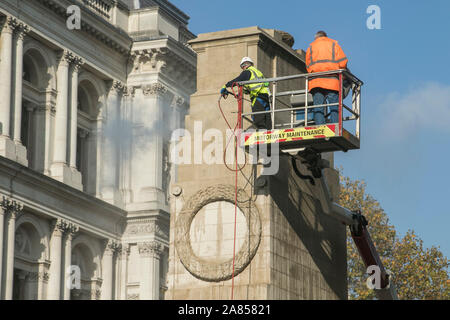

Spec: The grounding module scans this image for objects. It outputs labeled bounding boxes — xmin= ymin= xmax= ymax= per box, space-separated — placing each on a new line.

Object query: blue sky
xmin=170 ymin=0 xmax=450 ymax=258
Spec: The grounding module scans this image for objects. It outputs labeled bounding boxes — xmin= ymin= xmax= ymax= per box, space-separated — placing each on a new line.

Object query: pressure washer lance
xmin=218 ymin=89 xmax=233 ymax=102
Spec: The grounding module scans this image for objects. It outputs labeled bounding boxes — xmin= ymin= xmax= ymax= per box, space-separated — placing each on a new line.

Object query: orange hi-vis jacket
xmin=305 ymin=36 xmax=348 ymax=92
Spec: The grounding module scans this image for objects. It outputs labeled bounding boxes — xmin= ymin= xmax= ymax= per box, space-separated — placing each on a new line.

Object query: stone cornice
xmin=189 ymin=26 xmax=306 ymax=65
xmin=151 ymin=0 xmax=190 ymax=25
xmin=132 ymin=36 xmax=196 ymax=63
xmin=0 ymin=156 xmax=126 ymax=239
xmin=34 ymin=0 xmax=132 ymax=55
xmin=130 ymin=0 xmax=190 ymax=27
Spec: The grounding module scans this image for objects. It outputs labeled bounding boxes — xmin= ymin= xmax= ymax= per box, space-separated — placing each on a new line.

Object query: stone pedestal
xmin=50 ymin=162 xmax=82 ymax=190
xmin=166 ymin=27 xmax=347 ymax=300
xmin=0 ymin=136 xmax=17 ymax=161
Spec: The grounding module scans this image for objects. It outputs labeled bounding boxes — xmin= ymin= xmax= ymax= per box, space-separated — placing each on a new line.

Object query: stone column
xmin=27 ymin=270 xmax=49 ymax=300
xmin=62 ymin=223 xmax=79 ymax=300
xmin=0 ymin=206 xmax=5 ymax=288
xmin=13 ymin=23 xmax=30 ymax=166
xmin=101 ymin=246 xmax=113 ymax=300
xmin=101 ymin=240 xmax=120 ymax=300
xmin=36 ymin=265 xmax=50 ymax=300
xmin=47 ymin=219 xmax=66 ymax=300
xmin=0 ymin=16 xmax=17 ymax=159
xmin=69 ymin=57 xmax=83 ymax=171
xmin=111 ymin=0 xmax=119 ymax=25
xmin=51 ymin=50 xmax=72 ymax=182
xmin=68 ymin=57 xmax=84 ymax=190
xmin=100 ymin=81 xmax=124 ymax=205
xmin=134 ymin=83 xmax=170 ymax=205
xmin=0 ymin=197 xmax=23 ymax=299
xmin=120 ymin=86 xmax=134 ymax=204
xmin=23 ymin=103 xmax=36 ymax=167
xmin=118 ymin=244 xmax=129 ymax=300
xmin=34 ymin=100 xmax=55 ymax=175
xmin=15 ymin=270 xmax=28 ymax=300
xmin=138 ymin=241 xmax=163 ymax=300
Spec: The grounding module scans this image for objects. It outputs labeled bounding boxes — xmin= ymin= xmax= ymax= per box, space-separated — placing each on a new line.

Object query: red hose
xmin=217 ymin=84 xmax=244 ymax=300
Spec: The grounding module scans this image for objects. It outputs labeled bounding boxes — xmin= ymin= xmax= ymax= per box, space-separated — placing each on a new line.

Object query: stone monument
xmin=166 ymin=27 xmax=347 ymax=300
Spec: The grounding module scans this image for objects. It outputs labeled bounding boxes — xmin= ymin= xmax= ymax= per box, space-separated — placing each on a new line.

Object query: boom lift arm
xmin=294 ymin=152 xmax=399 ymax=300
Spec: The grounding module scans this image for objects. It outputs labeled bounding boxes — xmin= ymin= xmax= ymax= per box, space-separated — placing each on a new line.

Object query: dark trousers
xmin=311 ymin=88 xmax=339 ymax=124
xmin=252 ymin=96 xmax=272 ymax=130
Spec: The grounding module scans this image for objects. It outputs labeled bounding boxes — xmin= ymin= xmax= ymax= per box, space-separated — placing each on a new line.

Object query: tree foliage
xmin=339 ymin=175 xmax=449 ymax=300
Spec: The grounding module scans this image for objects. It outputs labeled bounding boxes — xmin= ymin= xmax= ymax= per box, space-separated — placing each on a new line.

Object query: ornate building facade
xmin=0 ymin=0 xmax=196 ymax=300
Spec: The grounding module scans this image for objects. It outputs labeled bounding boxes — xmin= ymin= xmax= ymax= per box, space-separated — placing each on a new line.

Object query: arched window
xmin=21 ymin=52 xmax=41 ymax=169
xmin=77 ymin=80 xmax=101 ymax=194
xmin=22 ymin=56 xmax=39 ymax=86
xmin=13 ymin=222 xmax=46 ymax=300
xmin=71 ymin=243 xmax=99 ymax=300
xmin=21 ymin=47 xmax=54 ymax=172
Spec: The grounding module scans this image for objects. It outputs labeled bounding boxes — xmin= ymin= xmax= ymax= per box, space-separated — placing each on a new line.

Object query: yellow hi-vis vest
xmin=245 ymin=66 xmax=269 ymax=105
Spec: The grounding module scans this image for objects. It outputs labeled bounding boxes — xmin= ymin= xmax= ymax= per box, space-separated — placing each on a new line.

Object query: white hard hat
xmin=240 ymin=56 xmax=254 ymax=67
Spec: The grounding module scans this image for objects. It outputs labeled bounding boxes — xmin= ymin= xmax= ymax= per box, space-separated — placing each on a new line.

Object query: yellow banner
xmin=244 ymin=125 xmax=337 ymax=146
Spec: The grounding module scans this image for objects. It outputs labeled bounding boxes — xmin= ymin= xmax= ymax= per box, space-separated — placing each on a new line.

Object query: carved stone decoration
xmin=109 ymin=80 xmax=125 ymax=95
xmin=119 ymin=243 xmax=130 ymax=260
xmin=28 ymin=272 xmax=50 ymax=282
xmin=170 ymin=95 xmax=186 ymax=109
xmin=67 ymin=223 xmax=80 ymax=236
xmin=127 ymin=293 xmax=139 ymax=300
xmin=107 ymin=239 xmax=122 ymax=252
xmin=50 ymin=218 xmax=79 ymax=238
xmin=123 ymin=85 xmax=135 ymax=97
xmin=276 ymin=30 xmax=295 ymax=47
xmin=15 ymin=228 xmax=27 ymax=253
xmin=1 ymin=196 xmax=24 ymax=218
xmin=171 ymin=186 xmax=182 ymax=197
xmin=0 ymin=16 xmax=18 ymax=33
xmin=130 ymin=48 xmax=168 ymax=74
xmin=71 ymin=55 xmax=84 ymax=73
xmin=16 ymin=23 xmax=30 ymax=41
xmin=124 ymin=222 xmax=169 ymax=240
xmin=57 ymin=50 xmax=73 ymax=66
xmin=138 ymin=241 xmax=163 ymax=258
xmin=174 ymin=184 xmax=262 ymax=282
xmin=92 ymin=289 xmax=102 ymax=300
xmin=71 ymin=288 xmax=100 ymax=300
xmin=37 ymin=102 xmax=56 ymax=114
xmin=142 ymin=83 xmax=168 ymax=97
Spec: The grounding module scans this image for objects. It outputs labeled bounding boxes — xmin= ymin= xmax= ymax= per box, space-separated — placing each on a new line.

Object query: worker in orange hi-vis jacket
xmin=303 ymin=30 xmax=348 ymax=125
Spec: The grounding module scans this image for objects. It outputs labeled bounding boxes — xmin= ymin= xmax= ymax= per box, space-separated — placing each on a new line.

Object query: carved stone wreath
xmin=174 ymin=184 xmax=261 ymax=282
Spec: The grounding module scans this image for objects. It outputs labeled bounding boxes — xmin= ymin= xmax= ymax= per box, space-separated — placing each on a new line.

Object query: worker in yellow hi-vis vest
xmin=221 ymin=57 xmax=271 ymax=130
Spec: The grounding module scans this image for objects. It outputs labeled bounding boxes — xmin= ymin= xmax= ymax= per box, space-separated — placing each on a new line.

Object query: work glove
xmin=220 ymin=86 xmax=228 ymax=98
